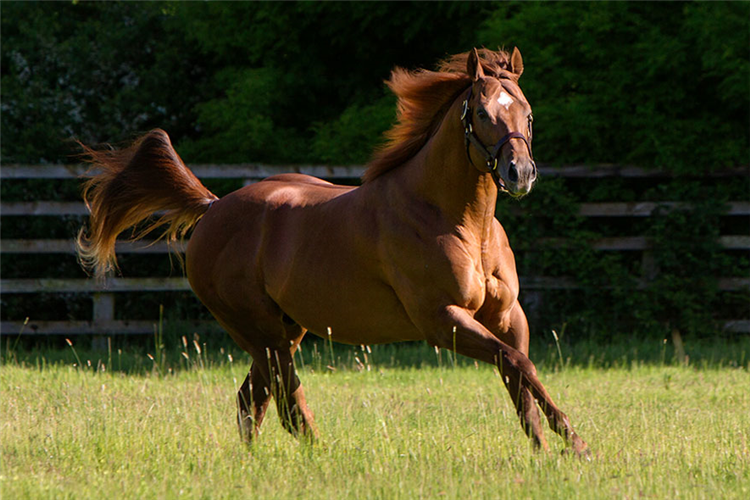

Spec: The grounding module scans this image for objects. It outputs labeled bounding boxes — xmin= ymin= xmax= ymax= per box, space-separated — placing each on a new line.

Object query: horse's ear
xmin=510 ymin=47 xmax=524 ymax=78
xmin=467 ymin=48 xmax=485 ymax=81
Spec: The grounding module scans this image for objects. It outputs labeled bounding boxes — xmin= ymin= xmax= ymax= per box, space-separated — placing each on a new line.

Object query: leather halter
xmin=460 ymin=85 xmax=534 ymax=190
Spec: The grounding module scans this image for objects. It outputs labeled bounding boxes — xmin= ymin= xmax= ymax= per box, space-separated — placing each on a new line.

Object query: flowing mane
xmin=363 ymin=48 xmax=514 ymax=183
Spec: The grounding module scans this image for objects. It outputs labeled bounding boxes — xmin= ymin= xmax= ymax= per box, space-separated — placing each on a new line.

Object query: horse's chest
xmin=446 ymin=258 xmax=490 ymax=311
xmin=483 ymin=274 xmax=517 ymax=311
xmin=427 ymin=238 xmax=498 ymax=312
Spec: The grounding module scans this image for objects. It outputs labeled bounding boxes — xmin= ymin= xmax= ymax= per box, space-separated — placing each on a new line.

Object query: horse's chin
xmin=494 ymin=179 xmax=511 ymax=195
xmin=508 ymin=190 xmax=529 ymax=200
xmin=497 ymin=183 xmax=532 ymax=199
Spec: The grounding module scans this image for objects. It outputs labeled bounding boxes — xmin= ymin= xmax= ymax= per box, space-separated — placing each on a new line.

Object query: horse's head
xmin=462 ymin=48 xmax=536 ymax=197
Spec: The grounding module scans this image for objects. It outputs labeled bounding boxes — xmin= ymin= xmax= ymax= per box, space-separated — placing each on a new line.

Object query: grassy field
xmin=2 ymin=335 xmax=749 ymax=499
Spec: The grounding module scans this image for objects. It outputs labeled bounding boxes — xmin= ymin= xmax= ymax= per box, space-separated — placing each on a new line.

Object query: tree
xmin=478 ymin=2 xmax=750 ymax=172
xmin=1 ymin=2 xmax=207 ymax=163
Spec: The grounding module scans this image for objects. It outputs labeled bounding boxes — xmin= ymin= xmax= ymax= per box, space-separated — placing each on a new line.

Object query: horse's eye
xmin=528 ymin=115 xmax=533 ymax=139
xmin=477 ymin=108 xmax=489 ymax=121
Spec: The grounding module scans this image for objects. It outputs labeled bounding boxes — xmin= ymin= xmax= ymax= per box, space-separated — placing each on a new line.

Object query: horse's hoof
xmin=531 ymin=437 xmax=551 ymax=453
xmin=560 ymin=433 xmax=591 ymax=459
xmin=561 ymin=442 xmax=592 ymax=460
xmin=237 ymin=420 xmax=257 ymax=447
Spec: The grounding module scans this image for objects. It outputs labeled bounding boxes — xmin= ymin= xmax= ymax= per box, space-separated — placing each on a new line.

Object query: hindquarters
xmin=186 ymin=189 xmax=280 ymax=351
xmin=185 ymin=175 xmax=351 ymax=348
xmin=185 ymin=182 xmax=323 ymax=442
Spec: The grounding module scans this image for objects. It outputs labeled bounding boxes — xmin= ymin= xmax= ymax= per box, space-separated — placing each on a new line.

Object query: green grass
xmin=2 ymin=337 xmax=749 ymax=499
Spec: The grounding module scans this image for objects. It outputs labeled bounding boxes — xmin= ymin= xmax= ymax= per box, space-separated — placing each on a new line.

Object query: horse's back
xmin=242 ymin=173 xmax=354 ymax=205
xmin=186 ymin=173 xmax=351 ymax=294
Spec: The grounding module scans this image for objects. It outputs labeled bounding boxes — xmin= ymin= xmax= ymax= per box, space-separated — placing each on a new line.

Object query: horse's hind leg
xmin=262 ymin=337 xmax=319 ymax=440
xmin=236 ymin=336 xmax=318 ymax=443
xmin=215 ymin=303 xmax=318 ymax=443
xmin=237 ymin=361 xmax=272 ymax=444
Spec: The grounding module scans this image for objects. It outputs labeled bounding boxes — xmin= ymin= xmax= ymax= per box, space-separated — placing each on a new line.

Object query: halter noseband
xmin=460 ymin=86 xmax=534 ymax=190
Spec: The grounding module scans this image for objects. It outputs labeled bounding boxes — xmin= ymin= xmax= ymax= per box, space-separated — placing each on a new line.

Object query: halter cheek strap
xmin=460 ymin=87 xmax=533 ymax=189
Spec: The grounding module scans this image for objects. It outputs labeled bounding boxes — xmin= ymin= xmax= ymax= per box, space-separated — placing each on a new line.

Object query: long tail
xmin=76 ymin=129 xmax=218 ymax=277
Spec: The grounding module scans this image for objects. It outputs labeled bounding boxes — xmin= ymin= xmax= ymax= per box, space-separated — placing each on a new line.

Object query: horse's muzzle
xmin=500 ymin=159 xmax=536 ymax=197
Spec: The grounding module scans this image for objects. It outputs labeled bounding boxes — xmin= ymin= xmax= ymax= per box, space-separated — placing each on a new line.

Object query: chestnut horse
xmin=78 ymin=48 xmax=589 ymax=455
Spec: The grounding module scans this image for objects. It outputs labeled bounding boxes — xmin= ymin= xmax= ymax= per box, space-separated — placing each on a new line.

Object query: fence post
xmin=93 ymin=292 xmax=114 ymax=322
xmin=641 ymin=249 xmax=658 ymax=282
xmin=92 ymin=293 xmax=114 ymax=350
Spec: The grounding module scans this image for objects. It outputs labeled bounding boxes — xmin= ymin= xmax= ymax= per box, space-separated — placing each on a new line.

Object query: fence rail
xmin=2 ymin=164 xmax=748 ymax=335
xmin=5 ymin=200 xmax=750 ymax=218
xmin=3 ymin=163 xmax=748 ymax=180
xmin=0 ymin=239 xmax=182 ymax=254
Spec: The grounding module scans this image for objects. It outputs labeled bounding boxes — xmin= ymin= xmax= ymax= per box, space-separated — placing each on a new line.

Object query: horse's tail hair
xmin=76 ymin=129 xmax=219 ymax=278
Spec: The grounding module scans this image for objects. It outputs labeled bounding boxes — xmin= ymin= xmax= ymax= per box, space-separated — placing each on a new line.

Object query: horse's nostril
xmin=507 ymin=162 xmax=519 ymax=183
xmin=531 ymin=162 xmax=537 ymax=180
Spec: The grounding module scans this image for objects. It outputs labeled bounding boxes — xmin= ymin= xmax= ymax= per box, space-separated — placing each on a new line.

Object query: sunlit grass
xmin=2 ymin=337 xmax=749 ymax=499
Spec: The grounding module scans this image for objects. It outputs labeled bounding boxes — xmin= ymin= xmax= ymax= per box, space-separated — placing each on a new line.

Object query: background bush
xmin=3 ymin=2 xmax=747 ymax=169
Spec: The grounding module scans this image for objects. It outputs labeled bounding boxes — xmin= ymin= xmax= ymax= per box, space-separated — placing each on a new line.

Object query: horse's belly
xmin=274 ymin=278 xmax=423 ymax=345
xmin=305 ymin=316 xmax=423 ymax=346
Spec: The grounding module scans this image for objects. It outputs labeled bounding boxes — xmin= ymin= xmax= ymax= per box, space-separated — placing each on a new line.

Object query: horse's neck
xmin=399 ymin=104 xmax=499 ymax=238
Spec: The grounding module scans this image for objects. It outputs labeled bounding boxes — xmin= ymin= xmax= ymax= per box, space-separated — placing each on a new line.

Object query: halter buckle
xmin=460 ymin=100 xmax=469 ymax=121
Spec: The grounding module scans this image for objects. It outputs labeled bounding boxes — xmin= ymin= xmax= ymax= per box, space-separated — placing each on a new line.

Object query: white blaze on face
xmin=497 ymin=91 xmax=514 ymax=110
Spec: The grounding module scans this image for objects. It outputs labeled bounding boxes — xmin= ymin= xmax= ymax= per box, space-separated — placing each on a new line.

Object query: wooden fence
xmin=1 ymin=164 xmax=748 ymax=336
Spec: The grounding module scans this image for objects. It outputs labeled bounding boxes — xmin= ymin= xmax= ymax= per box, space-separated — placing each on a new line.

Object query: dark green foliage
xmin=480 ymin=2 xmax=750 ymax=172
xmin=1 ymin=1 xmax=208 ymax=163
xmin=3 ymin=2 xmax=747 ymax=167
xmin=1 ymin=1 xmax=486 ymax=164
xmin=502 ymin=177 xmax=749 ymax=339
xmin=171 ymin=2 xmax=488 ymax=163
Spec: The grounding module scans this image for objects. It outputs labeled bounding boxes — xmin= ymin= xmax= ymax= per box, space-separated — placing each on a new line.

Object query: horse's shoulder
xmin=486 ymin=218 xmax=517 ymax=282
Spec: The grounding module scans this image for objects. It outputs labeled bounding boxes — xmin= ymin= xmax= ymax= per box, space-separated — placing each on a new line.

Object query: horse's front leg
xmin=477 ymin=301 xmax=549 ymax=451
xmin=425 ymin=305 xmax=589 ymax=456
